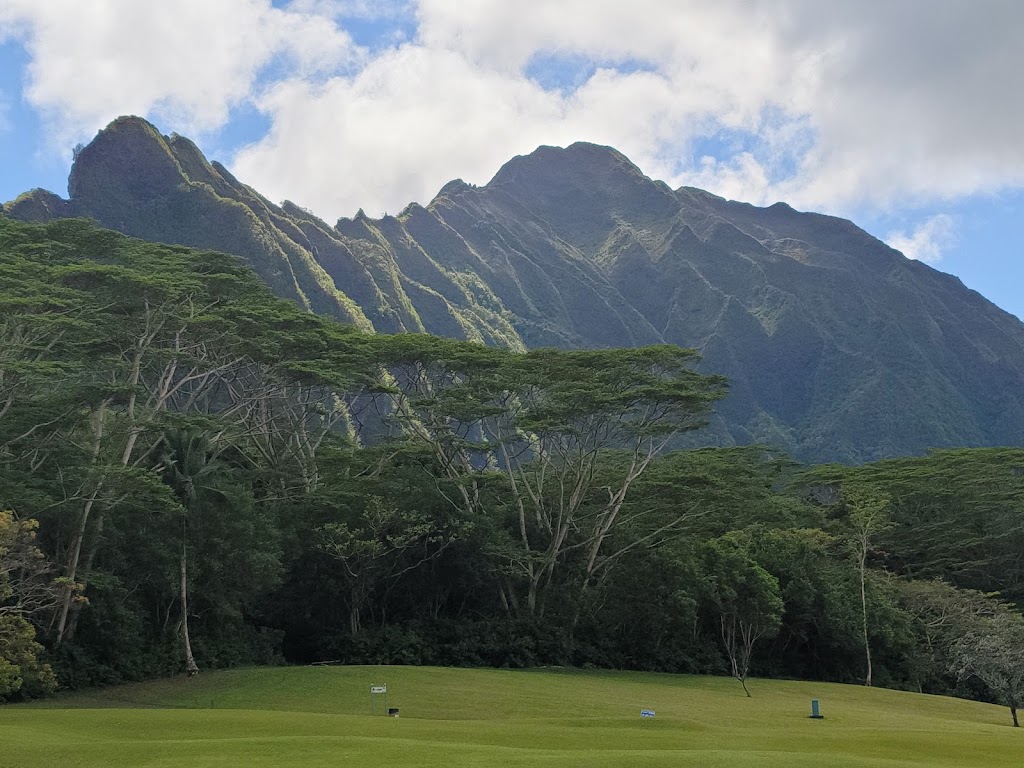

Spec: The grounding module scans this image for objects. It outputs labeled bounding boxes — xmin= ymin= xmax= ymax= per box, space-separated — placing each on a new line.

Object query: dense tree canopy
xmin=1 ymin=214 xmax=1022 ymax=717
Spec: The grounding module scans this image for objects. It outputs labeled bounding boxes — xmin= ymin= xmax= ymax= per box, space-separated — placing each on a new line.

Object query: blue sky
xmin=1 ymin=0 xmax=1021 ymax=319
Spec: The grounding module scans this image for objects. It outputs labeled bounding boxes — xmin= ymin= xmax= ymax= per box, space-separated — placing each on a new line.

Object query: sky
xmin=0 ymin=0 xmax=1021 ymax=319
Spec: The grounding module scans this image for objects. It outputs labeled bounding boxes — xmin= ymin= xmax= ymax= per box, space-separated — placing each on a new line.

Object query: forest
xmin=1 ymin=215 xmax=1023 ymax=726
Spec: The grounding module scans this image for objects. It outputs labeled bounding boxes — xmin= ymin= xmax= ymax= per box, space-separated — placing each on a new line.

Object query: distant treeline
xmin=1 ymin=217 xmax=1021 ymax=724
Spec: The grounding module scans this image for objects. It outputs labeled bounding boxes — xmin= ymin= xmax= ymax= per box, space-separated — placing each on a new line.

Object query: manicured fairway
xmin=1 ymin=666 xmax=1019 ymax=767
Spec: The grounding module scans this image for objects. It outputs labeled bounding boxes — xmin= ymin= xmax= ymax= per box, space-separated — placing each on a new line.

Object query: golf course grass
xmin=1 ymin=665 xmax=1019 ymax=766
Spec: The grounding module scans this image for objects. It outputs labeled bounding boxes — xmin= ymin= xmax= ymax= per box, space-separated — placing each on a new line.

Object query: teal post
xmin=810 ymin=699 xmax=824 ymax=719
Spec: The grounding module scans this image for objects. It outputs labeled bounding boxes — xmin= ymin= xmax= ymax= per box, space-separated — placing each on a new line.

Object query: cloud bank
xmin=0 ymin=0 xmax=361 ymax=141
xmin=886 ymin=215 xmax=957 ymax=264
xmin=2 ymin=0 xmax=1023 ymax=221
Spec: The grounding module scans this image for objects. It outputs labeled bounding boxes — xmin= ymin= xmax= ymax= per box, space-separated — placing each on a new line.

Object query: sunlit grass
xmin=2 ymin=666 xmax=1019 ymax=767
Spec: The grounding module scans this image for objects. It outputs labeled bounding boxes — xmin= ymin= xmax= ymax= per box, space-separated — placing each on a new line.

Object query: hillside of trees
xmin=2 ymin=216 xmax=1022 ymax=725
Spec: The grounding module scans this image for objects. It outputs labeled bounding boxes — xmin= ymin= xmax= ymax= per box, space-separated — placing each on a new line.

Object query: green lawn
xmin=1 ymin=666 xmax=1019 ymax=767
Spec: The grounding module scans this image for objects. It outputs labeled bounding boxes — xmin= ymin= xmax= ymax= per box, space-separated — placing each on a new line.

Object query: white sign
xmin=370 ymin=685 xmax=387 ymax=694
xmin=640 ymin=709 xmax=655 ymax=718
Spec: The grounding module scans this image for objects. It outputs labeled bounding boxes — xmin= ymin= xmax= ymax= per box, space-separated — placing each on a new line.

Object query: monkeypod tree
xmin=701 ymin=534 xmax=784 ymax=697
xmin=950 ymin=600 xmax=1024 ymax=727
xmin=371 ymin=337 xmax=728 ymax=616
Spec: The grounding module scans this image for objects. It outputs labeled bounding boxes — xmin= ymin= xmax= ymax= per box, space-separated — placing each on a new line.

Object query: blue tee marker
xmin=810 ymin=699 xmax=824 ymax=719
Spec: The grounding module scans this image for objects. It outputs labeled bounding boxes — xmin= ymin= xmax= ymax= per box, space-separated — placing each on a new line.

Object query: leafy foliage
xmin=701 ymin=533 xmax=784 ymax=696
xmin=1 ymin=510 xmax=59 ymax=699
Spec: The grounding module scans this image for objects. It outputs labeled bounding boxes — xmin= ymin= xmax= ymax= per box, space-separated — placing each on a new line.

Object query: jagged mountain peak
xmin=3 ymin=187 xmax=72 ymax=222
xmin=436 ymin=178 xmax=473 ymax=198
xmin=68 ymin=115 xmax=186 ymax=206
xmin=488 ymin=141 xmax=647 ymax=192
xmin=481 ymin=142 xmax=682 ymax=256
xmin=6 ymin=116 xmax=1024 ymax=462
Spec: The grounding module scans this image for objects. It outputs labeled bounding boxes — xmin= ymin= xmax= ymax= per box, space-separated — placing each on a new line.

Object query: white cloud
xmin=234 ymin=47 xmax=566 ymax=217
xmin=886 ymin=215 xmax=957 ymax=263
xmin=4 ymin=0 xmax=1024 ymax=221
xmin=234 ymin=0 xmax=827 ymax=217
xmin=235 ymin=0 xmax=1024 ymax=219
xmin=0 ymin=0 xmax=361 ymax=145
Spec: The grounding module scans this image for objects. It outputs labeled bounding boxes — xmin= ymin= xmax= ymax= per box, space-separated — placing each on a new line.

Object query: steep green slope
xmin=7 ymin=118 xmax=379 ymax=330
xmin=8 ymin=117 xmax=1024 ymax=462
xmin=339 ymin=143 xmax=1024 ymax=461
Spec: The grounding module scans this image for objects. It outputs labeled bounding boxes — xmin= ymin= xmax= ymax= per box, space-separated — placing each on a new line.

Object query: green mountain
xmin=7 ymin=116 xmax=1024 ymax=462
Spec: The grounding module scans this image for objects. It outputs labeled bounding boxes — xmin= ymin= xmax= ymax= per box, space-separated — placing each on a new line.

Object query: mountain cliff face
xmin=7 ymin=116 xmax=1024 ymax=462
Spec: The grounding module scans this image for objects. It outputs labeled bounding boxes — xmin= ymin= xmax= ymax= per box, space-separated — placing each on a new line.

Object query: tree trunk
xmin=1011 ymin=704 xmax=1019 ymax=728
xmin=55 ymin=402 xmax=108 ymax=644
xmin=860 ymin=551 xmax=872 ymax=687
xmin=64 ymin=507 xmax=106 ymax=642
xmin=181 ymin=545 xmax=199 ymax=677
xmin=526 ymin=573 xmax=539 ymax=616
xmin=349 ymin=602 xmax=361 ymax=636
xmin=55 ymin=488 xmax=99 ymax=643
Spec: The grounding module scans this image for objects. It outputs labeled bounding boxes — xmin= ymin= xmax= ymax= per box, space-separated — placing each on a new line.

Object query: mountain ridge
xmin=6 ymin=115 xmax=1024 ymax=463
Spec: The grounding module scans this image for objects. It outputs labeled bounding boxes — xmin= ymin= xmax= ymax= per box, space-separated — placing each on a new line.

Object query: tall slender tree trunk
xmin=55 ymin=488 xmax=99 ymax=643
xmin=349 ymin=603 xmax=360 ymax=636
xmin=56 ymin=402 xmax=108 ymax=644
xmin=65 ymin=509 xmax=106 ymax=641
xmin=1011 ymin=704 xmax=1019 ymax=728
xmin=67 ymin=367 xmax=150 ymax=641
xmin=349 ymin=578 xmax=362 ymax=636
xmin=859 ymin=551 xmax=872 ymax=687
xmin=526 ymin=574 xmax=540 ymax=616
xmin=181 ymin=541 xmax=199 ymax=677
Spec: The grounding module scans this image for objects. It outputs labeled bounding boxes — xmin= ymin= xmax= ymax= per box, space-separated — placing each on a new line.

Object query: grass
xmin=1 ymin=666 xmax=1020 ymax=767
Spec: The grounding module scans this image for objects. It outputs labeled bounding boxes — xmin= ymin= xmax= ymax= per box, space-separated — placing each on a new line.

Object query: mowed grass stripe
xmin=2 ymin=666 xmax=1019 ymax=767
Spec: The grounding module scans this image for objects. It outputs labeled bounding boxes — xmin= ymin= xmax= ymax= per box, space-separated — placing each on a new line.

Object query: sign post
xmin=370 ymin=684 xmax=388 ymax=716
